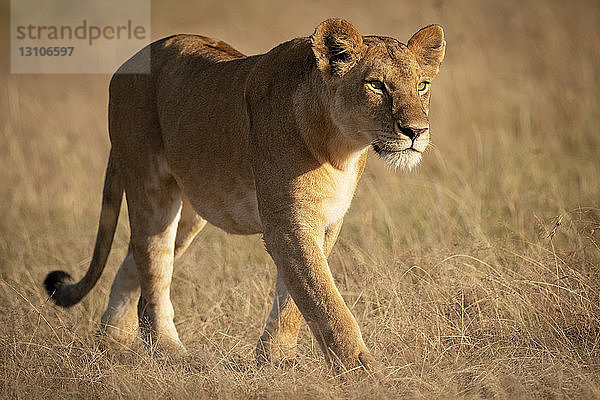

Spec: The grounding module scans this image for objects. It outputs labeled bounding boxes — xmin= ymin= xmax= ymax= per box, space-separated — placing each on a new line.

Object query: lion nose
xmin=395 ymin=122 xmax=427 ymax=140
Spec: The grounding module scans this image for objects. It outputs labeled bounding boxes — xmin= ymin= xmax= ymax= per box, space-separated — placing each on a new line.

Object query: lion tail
xmin=44 ymin=150 xmax=123 ymax=307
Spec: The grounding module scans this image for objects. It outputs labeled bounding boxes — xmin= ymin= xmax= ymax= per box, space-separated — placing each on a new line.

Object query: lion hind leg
xmin=174 ymin=196 xmax=207 ymax=260
xmin=99 ymin=192 xmax=203 ymax=353
xmin=120 ymin=154 xmax=185 ymax=355
xmin=99 ymin=250 xmax=140 ymax=347
xmin=136 ymin=195 xmax=206 ymax=349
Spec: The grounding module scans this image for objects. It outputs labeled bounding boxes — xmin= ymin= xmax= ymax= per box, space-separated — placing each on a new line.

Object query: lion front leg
xmin=262 ymin=224 xmax=377 ymax=374
xmin=257 ymin=272 xmax=303 ymax=365
xmin=257 ymin=219 xmax=344 ymax=365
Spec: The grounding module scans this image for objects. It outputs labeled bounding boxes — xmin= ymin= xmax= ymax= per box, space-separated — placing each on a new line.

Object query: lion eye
xmin=417 ymin=81 xmax=430 ymax=93
xmin=366 ymin=80 xmax=384 ymax=92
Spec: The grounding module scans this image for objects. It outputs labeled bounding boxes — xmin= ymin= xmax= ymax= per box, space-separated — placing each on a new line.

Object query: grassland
xmin=1 ymin=0 xmax=599 ymax=398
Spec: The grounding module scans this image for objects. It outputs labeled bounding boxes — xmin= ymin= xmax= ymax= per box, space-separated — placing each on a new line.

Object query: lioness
xmin=44 ymin=19 xmax=445 ymax=373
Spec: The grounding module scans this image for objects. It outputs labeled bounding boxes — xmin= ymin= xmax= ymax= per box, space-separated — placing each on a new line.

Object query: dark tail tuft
xmin=44 ymin=270 xmax=74 ymax=307
xmin=41 ymin=150 xmax=123 ymax=309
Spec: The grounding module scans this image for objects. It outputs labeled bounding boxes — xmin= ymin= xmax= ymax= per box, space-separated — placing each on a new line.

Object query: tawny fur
xmin=44 ymin=19 xmax=445 ymax=374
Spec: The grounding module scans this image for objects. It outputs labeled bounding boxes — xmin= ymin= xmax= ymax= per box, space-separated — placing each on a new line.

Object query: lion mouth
xmin=371 ymin=142 xmax=423 ymax=170
xmin=371 ymin=143 xmax=421 ymax=155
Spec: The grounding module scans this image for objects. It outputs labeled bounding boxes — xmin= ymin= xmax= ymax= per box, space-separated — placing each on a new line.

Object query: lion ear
xmin=407 ymin=25 xmax=446 ymax=78
xmin=311 ymin=19 xmax=366 ymax=81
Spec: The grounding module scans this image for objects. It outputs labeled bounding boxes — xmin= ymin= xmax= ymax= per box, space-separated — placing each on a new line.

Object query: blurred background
xmin=1 ymin=0 xmax=599 ymax=398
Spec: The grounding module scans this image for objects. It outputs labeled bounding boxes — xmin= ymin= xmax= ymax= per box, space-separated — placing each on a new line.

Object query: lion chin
xmin=372 ymin=145 xmax=423 ymax=170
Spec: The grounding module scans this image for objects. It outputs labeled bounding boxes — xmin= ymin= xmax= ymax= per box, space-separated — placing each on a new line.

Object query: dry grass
xmin=1 ymin=0 xmax=600 ymax=398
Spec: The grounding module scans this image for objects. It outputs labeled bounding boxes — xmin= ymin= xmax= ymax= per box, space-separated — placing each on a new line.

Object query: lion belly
xmin=185 ymin=185 xmax=262 ymax=235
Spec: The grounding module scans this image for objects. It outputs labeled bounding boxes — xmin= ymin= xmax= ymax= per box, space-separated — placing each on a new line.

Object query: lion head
xmin=311 ymin=19 xmax=445 ymax=170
